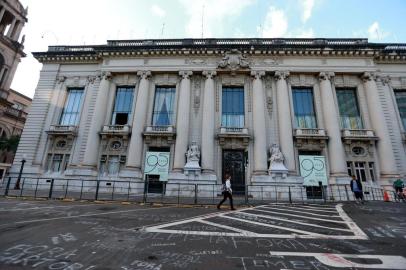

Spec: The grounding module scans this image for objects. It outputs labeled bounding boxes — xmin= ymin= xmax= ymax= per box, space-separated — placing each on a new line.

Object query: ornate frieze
xmin=218 ymin=49 xmax=250 ymax=75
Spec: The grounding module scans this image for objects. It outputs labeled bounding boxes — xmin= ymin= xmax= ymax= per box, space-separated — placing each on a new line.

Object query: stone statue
xmin=186 ymin=142 xmax=200 ymax=162
xmin=269 ymin=144 xmax=285 ymax=164
xmin=268 ymin=144 xmax=288 ymax=178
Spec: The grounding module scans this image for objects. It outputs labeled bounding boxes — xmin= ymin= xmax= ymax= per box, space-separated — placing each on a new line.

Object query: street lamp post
xmin=14 ymin=154 xmax=27 ymax=190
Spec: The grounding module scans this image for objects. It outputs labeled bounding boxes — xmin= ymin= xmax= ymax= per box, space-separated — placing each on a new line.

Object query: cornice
xmin=32 ymin=38 xmax=406 ymax=64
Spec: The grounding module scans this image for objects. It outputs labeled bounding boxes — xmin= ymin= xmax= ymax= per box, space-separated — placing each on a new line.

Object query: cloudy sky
xmin=13 ymin=0 xmax=406 ymax=98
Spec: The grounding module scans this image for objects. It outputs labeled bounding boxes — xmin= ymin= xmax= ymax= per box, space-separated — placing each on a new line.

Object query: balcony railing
xmin=3 ymin=107 xmax=27 ymax=119
xmin=47 ymin=125 xmax=78 ymax=136
xmin=294 ymin=128 xmax=327 ymax=137
xmin=341 ymin=129 xmax=378 ymax=141
xmin=101 ymin=125 xmax=131 ymax=133
xmin=219 ymin=127 xmax=249 ymax=135
xmin=144 ymin=126 xmax=175 ymax=133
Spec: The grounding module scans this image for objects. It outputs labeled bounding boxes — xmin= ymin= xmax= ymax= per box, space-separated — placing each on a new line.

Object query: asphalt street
xmin=0 ymin=197 xmax=405 ymax=270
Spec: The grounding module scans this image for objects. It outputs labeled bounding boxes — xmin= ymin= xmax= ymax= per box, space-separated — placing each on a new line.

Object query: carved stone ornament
xmin=202 ymin=70 xmax=217 ymax=79
xmin=361 ymin=72 xmax=377 ymax=82
xmin=179 ymin=70 xmax=193 ymax=79
xmin=318 ymin=72 xmax=335 ymax=81
xmin=87 ymin=76 xmax=96 ymax=84
xmin=56 ymin=76 xmax=66 ymax=84
xmin=251 ymin=70 xmax=266 ymax=79
xmin=218 ymin=49 xmax=250 ymax=75
xmin=274 ymin=71 xmax=290 ymax=81
xmin=268 ymin=144 xmax=288 ymax=177
xmin=381 ymin=75 xmax=391 ymax=85
xmin=185 ymin=58 xmax=207 ymax=65
xmin=137 ymin=70 xmax=151 ymax=80
xmin=101 ymin=71 xmax=112 ymax=80
xmin=184 ymin=142 xmax=201 ymax=176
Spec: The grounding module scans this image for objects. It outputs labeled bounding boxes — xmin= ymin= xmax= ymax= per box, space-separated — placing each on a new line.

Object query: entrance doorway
xmin=222 ymin=150 xmax=246 ymax=195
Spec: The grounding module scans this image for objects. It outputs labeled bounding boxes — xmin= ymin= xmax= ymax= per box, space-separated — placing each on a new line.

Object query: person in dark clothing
xmin=350 ymin=175 xmax=364 ymax=203
xmin=217 ymin=173 xmax=236 ymax=210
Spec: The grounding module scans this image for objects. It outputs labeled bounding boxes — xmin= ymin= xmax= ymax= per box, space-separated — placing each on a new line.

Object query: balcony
xmin=3 ymin=107 xmax=27 ymax=121
xmin=47 ymin=125 xmax=78 ymax=136
xmin=341 ymin=129 xmax=378 ymax=142
xmin=217 ymin=127 xmax=251 ymax=148
xmin=294 ymin=128 xmax=328 ymax=149
xmin=100 ymin=125 xmax=131 ymax=138
xmin=143 ymin=126 xmax=176 ymax=146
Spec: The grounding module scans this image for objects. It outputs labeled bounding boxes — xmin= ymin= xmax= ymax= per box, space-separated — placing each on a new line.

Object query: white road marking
xmin=269 ymin=252 xmax=406 ymax=269
xmin=0 ymin=206 xmax=177 ymax=226
xmin=0 ymin=204 xmax=101 ymax=212
xmin=236 ymin=211 xmax=351 ymax=232
xmin=257 ymin=205 xmax=341 ymax=218
xmin=251 ymin=208 xmax=347 ymax=223
xmin=219 ymin=214 xmax=325 ymax=236
xmin=278 ymin=205 xmax=338 ymax=213
xmin=144 ymin=203 xmax=368 ymax=239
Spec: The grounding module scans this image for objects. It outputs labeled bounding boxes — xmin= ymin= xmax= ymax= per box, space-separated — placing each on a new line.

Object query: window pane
xmin=152 ymin=87 xmax=176 ymax=126
xmin=222 ymin=87 xmax=244 ymax=128
xmin=292 ymin=88 xmax=317 ymax=128
xmin=336 ymin=89 xmax=363 ymax=129
xmin=59 ymin=89 xmax=84 ymax=125
xmin=112 ymin=87 xmax=134 ymax=125
xmin=52 ymin=154 xmax=63 ymax=172
xmin=394 ymin=90 xmax=406 ymax=129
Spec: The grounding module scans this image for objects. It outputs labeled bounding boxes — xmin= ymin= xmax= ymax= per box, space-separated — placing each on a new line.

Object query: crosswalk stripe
xmin=197 ymin=219 xmax=257 ymax=237
xmin=220 ymin=214 xmax=325 ymax=236
xmin=258 ymin=205 xmax=341 ymax=218
xmin=235 ymin=211 xmax=352 ymax=232
xmin=277 ymin=205 xmax=339 ymax=213
xmin=249 ymin=208 xmax=347 ymax=224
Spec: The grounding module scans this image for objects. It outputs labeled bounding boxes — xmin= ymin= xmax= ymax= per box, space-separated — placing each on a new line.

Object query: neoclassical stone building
xmin=10 ymin=38 xmax=406 ymax=195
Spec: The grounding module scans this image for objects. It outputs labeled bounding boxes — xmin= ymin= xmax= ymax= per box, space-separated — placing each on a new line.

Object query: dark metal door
xmin=222 ymin=150 xmax=245 ymax=195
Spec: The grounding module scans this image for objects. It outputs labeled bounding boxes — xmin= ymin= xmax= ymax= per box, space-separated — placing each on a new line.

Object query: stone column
xmin=0 ymin=9 xmax=6 ymax=27
xmin=33 ymin=76 xmax=66 ymax=165
xmin=6 ymin=17 xmax=16 ymax=37
xmin=251 ymin=71 xmax=268 ymax=174
xmin=173 ymin=71 xmax=193 ymax=171
xmin=275 ymin=71 xmax=295 ymax=171
xmin=319 ymin=72 xmax=348 ymax=176
xmin=362 ymin=72 xmax=398 ymax=177
xmin=82 ymin=72 xmax=112 ymax=168
xmin=12 ymin=22 xmax=22 ymax=41
xmin=201 ymin=70 xmax=216 ymax=173
xmin=126 ymin=71 xmax=151 ymax=170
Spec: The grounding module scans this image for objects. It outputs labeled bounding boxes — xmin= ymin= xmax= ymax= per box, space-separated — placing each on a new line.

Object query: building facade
xmin=10 ymin=38 xmax=406 ymax=196
xmin=0 ymin=0 xmax=30 ymax=181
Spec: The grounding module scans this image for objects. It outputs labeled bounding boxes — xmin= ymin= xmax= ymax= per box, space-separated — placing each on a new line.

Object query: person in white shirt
xmin=217 ymin=173 xmax=236 ymax=210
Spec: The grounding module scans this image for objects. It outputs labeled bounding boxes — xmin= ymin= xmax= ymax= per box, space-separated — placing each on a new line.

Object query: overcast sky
xmin=12 ymin=0 xmax=406 ymax=98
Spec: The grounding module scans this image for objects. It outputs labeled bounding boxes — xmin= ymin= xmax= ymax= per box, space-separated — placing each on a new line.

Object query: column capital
xmin=380 ymin=75 xmax=391 ymax=85
xmin=274 ymin=71 xmax=290 ymax=80
xmin=361 ymin=72 xmax=377 ymax=82
xmin=318 ymin=72 xmax=335 ymax=81
xmin=202 ymin=70 xmax=217 ymax=79
xmin=56 ymin=76 xmax=66 ymax=84
xmin=101 ymin=71 xmax=112 ymax=80
xmin=251 ymin=70 xmax=266 ymax=79
xmin=179 ymin=70 xmax=193 ymax=79
xmin=137 ymin=70 xmax=151 ymax=80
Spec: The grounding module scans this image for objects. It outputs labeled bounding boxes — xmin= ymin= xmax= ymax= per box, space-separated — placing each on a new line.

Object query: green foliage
xmin=0 ymin=135 xmax=20 ymax=153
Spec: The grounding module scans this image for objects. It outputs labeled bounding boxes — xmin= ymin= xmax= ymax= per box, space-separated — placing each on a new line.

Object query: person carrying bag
xmin=217 ymin=173 xmax=236 ymax=210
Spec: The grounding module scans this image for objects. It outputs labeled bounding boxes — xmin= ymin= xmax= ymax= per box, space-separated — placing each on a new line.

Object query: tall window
xmin=59 ymin=88 xmax=84 ymax=126
xmin=292 ymin=88 xmax=317 ymax=128
xmin=152 ymin=87 xmax=176 ymax=126
xmin=111 ymin=87 xmax=134 ymax=125
xmin=222 ymin=87 xmax=244 ymax=128
xmin=46 ymin=154 xmax=70 ymax=173
xmin=394 ymin=90 xmax=406 ymax=129
xmin=336 ymin=89 xmax=363 ymax=129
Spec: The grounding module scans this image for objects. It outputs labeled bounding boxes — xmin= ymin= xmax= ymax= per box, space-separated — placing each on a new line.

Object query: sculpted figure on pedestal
xmin=186 ymin=142 xmax=200 ymax=163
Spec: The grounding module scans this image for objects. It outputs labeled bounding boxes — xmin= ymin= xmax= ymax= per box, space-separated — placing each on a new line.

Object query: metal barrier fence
xmin=0 ymin=176 xmax=399 ymax=205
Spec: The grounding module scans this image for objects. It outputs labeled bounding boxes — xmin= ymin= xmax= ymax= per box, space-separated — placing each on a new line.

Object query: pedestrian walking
xmin=393 ymin=178 xmax=405 ymax=202
xmin=350 ymin=175 xmax=364 ymax=203
xmin=217 ymin=173 xmax=236 ymax=210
